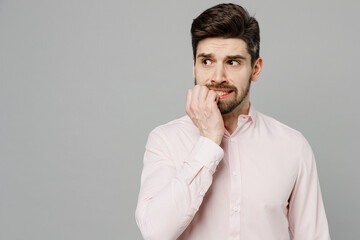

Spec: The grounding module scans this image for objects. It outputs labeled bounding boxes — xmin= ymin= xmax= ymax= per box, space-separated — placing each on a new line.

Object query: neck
xmin=222 ymin=97 xmax=250 ymax=135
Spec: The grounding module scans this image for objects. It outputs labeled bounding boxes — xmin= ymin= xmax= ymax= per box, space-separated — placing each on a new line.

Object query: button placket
xmin=232 ymin=206 xmax=240 ymax=212
xmin=227 ymin=135 xmax=242 ymax=237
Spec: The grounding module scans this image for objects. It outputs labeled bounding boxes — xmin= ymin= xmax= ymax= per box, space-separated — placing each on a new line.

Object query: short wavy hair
xmin=191 ymin=3 xmax=260 ymax=66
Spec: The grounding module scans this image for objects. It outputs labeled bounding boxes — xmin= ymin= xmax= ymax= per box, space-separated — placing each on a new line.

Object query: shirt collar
xmin=238 ymin=101 xmax=258 ymax=128
xmin=184 ymin=102 xmax=258 ymax=128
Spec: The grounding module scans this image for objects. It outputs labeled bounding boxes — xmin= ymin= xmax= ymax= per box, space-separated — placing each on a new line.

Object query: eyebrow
xmin=197 ymin=53 xmax=213 ymax=58
xmin=227 ymin=55 xmax=246 ymax=60
xmin=196 ymin=53 xmax=247 ymax=61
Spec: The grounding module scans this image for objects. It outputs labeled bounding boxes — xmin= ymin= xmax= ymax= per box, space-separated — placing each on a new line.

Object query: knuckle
xmin=204 ymin=104 xmax=210 ymax=111
xmin=189 ymin=104 xmax=195 ymax=111
xmin=201 ymin=85 xmax=209 ymax=91
xmin=210 ymin=90 xmax=217 ymax=96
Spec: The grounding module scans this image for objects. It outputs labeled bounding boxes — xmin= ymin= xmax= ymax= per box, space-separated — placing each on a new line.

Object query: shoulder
xmin=148 ymin=114 xmax=198 ymax=140
xmin=145 ymin=115 xmax=200 ymax=158
xmin=255 ymin=110 xmax=315 ymax=165
xmin=255 ymin=110 xmax=308 ymax=145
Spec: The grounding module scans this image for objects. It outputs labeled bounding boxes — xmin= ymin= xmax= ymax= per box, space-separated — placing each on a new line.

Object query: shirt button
xmin=230 ymin=138 xmax=235 ymax=143
xmin=232 ymin=171 xmax=239 ymax=176
xmin=233 ymin=206 xmax=240 ymax=212
xmin=215 ymin=160 xmax=220 ymax=165
xmin=199 ymin=190 xmax=205 ymax=197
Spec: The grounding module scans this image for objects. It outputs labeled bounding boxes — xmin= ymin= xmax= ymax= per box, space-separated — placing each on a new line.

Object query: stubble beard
xmin=194 ymin=77 xmax=252 ymax=115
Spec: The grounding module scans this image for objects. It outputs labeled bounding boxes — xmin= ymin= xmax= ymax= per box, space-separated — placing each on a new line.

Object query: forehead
xmin=196 ymin=37 xmax=250 ymax=59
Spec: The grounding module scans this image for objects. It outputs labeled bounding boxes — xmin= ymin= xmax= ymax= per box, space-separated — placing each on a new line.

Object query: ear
xmin=192 ymin=56 xmax=195 ymax=79
xmin=251 ymin=57 xmax=263 ymax=82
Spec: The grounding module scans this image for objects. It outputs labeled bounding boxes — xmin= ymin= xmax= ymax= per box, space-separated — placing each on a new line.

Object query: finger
xmin=206 ymin=89 xmax=219 ymax=103
xmin=198 ymin=86 xmax=209 ymax=106
xmin=206 ymin=90 xmax=219 ymax=109
xmin=191 ymin=85 xmax=201 ymax=111
xmin=186 ymin=89 xmax=192 ymax=115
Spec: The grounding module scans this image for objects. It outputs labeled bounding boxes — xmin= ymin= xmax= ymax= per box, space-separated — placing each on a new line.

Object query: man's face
xmin=193 ymin=37 xmax=260 ymax=115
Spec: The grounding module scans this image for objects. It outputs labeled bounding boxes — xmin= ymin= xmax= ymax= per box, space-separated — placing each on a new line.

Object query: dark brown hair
xmin=191 ymin=3 xmax=260 ymax=66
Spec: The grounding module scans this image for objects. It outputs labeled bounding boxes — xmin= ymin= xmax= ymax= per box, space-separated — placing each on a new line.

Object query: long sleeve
xmin=288 ymin=135 xmax=331 ymax=240
xmin=135 ymin=127 xmax=224 ymax=240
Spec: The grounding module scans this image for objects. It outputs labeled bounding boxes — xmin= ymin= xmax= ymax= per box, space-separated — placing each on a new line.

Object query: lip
xmin=219 ymin=91 xmax=233 ymax=100
xmin=209 ymin=88 xmax=232 ymax=92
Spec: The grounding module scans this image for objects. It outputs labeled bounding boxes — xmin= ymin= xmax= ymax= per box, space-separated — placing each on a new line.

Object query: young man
xmin=135 ymin=3 xmax=331 ymax=240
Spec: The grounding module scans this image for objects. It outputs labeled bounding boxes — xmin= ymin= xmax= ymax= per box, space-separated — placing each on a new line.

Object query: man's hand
xmin=186 ymin=85 xmax=225 ymax=145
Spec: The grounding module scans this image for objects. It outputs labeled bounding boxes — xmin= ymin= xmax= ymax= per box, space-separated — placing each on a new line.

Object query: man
xmin=135 ymin=3 xmax=331 ymax=240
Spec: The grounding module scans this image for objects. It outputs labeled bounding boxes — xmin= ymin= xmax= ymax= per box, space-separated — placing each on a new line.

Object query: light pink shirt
xmin=135 ymin=104 xmax=330 ymax=240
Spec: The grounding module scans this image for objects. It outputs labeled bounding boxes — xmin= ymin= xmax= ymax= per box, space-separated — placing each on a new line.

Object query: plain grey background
xmin=0 ymin=0 xmax=359 ymax=239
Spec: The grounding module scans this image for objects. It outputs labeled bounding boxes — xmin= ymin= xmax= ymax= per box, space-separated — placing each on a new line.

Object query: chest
xmin=219 ymin=138 xmax=299 ymax=205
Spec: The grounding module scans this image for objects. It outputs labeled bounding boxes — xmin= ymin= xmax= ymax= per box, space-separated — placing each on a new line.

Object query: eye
xmin=228 ymin=60 xmax=240 ymax=66
xmin=202 ymin=59 xmax=212 ymax=65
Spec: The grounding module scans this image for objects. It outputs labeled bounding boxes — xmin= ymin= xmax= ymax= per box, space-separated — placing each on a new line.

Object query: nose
xmin=211 ymin=63 xmax=228 ymax=84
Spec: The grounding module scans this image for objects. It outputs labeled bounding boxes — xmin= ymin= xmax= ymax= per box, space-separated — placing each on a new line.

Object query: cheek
xmin=194 ymin=68 xmax=211 ymax=82
xmin=230 ymin=71 xmax=252 ymax=82
xmin=228 ymin=74 xmax=251 ymax=90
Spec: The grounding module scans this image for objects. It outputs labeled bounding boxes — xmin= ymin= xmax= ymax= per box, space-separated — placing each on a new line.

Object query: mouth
xmin=210 ymin=89 xmax=234 ymax=100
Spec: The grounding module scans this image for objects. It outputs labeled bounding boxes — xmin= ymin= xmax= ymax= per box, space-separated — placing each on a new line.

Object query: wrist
xmin=201 ymin=134 xmax=223 ymax=145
